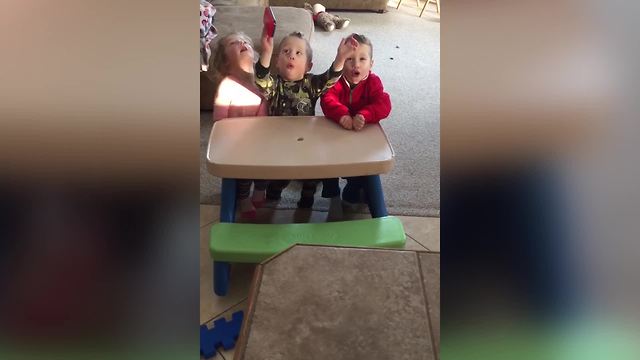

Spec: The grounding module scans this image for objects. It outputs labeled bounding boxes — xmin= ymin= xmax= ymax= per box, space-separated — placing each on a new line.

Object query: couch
xmin=200 ymin=5 xmax=314 ymax=110
xmin=269 ymin=0 xmax=389 ymax=12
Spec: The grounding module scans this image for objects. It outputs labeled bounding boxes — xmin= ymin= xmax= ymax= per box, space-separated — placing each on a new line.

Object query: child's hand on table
xmin=353 ymin=114 xmax=365 ymax=131
xmin=339 ymin=115 xmax=354 ymax=130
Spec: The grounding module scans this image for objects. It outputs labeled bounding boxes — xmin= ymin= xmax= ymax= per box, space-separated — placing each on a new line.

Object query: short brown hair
xmin=350 ymin=33 xmax=373 ymax=58
xmin=279 ymin=31 xmax=313 ymax=64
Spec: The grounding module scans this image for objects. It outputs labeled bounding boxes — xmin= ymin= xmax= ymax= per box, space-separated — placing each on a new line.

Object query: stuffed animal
xmin=304 ymin=3 xmax=350 ymax=32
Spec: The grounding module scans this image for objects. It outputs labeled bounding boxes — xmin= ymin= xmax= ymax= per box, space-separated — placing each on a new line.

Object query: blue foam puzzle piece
xmin=200 ymin=324 xmax=218 ymax=359
xmin=200 ymin=310 xmax=244 ymax=358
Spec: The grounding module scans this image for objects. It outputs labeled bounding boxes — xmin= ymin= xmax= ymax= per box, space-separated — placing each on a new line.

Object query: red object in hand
xmin=263 ymin=7 xmax=276 ymax=38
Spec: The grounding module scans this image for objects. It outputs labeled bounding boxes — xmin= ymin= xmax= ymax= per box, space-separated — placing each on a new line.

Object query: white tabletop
xmin=207 ymin=116 xmax=395 ymax=179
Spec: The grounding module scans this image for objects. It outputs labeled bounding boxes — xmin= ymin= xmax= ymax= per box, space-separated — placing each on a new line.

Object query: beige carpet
xmin=200 ymin=5 xmax=439 ymax=216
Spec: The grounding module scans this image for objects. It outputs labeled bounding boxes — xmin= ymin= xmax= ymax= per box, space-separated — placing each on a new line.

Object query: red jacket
xmin=321 ymin=72 xmax=391 ymax=124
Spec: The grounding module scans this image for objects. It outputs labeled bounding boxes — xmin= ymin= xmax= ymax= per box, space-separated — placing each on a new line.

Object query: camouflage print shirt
xmin=255 ymin=61 xmax=343 ymax=116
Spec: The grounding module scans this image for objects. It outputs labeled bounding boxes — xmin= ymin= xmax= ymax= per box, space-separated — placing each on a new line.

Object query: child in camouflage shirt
xmin=256 ymin=30 xmax=357 ymax=219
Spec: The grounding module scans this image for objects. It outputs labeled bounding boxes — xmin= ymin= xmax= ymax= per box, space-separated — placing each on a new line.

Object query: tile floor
xmin=200 ymin=204 xmax=440 ymax=359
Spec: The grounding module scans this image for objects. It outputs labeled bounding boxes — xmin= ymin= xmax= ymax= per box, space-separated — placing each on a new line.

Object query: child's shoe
xmin=266 ymin=188 xmax=282 ymax=201
xmin=238 ymin=198 xmax=257 ymax=220
xmin=342 ymin=184 xmax=368 ymax=212
xmin=251 ymin=190 xmax=266 ymax=208
xmin=342 ymin=183 xmax=361 ymax=204
xmin=297 ymin=195 xmax=315 ymax=209
xmin=240 ymin=209 xmax=256 ymax=220
xmin=326 ymin=196 xmax=344 ymax=222
xmin=362 ymin=190 xmax=370 ymax=205
xmin=297 ymin=182 xmax=317 ymax=208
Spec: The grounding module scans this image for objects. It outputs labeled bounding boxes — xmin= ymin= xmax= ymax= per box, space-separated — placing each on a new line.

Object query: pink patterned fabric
xmin=200 ymin=1 xmax=218 ymax=70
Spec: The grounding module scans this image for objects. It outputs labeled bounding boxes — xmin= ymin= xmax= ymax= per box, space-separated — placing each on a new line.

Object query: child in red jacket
xmin=321 ymin=33 xmax=392 ymax=207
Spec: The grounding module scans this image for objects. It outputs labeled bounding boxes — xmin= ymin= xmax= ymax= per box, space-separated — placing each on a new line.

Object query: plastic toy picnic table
xmin=206 ymin=116 xmax=397 ymax=295
xmin=207 ymin=115 xmax=395 ymax=218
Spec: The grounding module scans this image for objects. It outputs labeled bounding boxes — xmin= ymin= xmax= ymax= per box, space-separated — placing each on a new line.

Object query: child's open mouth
xmin=353 ymin=70 xmax=361 ymax=77
xmin=287 ymin=63 xmax=295 ymax=70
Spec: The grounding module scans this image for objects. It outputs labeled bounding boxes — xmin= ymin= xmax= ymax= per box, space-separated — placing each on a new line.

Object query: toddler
xmin=255 ymin=30 xmax=356 ymax=219
xmin=320 ymin=34 xmax=391 ymax=207
xmin=211 ymin=32 xmax=269 ymax=219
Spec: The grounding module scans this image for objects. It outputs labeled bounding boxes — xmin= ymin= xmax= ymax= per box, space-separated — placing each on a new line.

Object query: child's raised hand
xmin=261 ymin=29 xmax=274 ymax=53
xmin=337 ymin=36 xmax=358 ymax=61
xmin=259 ymin=28 xmax=274 ymax=67
xmin=353 ymin=114 xmax=365 ymax=131
xmin=333 ymin=36 xmax=358 ymax=71
xmin=339 ymin=115 xmax=354 ymax=130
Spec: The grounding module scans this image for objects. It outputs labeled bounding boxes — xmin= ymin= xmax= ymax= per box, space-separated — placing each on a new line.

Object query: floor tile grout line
xmin=200 ymin=220 xmax=214 ymax=229
xmin=406 ymin=232 xmax=431 ymax=251
xmin=216 ymin=346 xmax=229 ymax=360
xmin=407 ymin=227 xmax=440 ymax=251
xmin=201 ymin=218 xmax=221 ymax=229
xmin=416 ymin=253 xmax=439 ymax=360
xmin=202 ymin=296 xmax=248 ymax=326
xmin=200 ymin=205 xmax=220 ymax=227
xmin=217 ymin=349 xmax=226 ymax=360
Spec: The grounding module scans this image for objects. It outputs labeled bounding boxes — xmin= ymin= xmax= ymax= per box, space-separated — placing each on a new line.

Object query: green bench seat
xmin=210 ymin=216 xmax=406 ymax=263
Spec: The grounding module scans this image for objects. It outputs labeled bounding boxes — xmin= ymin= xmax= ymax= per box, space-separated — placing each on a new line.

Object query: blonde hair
xmin=209 ymin=32 xmax=255 ymax=89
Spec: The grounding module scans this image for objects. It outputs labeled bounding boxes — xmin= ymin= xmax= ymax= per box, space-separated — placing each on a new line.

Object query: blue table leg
xmin=364 ymin=175 xmax=388 ymax=218
xmin=214 ymin=261 xmax=231 ymax=297
xmin=219 ymin=178 xmax=237 ymax=223
xmin=214 ymin=178 xmax=236 ymax=296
